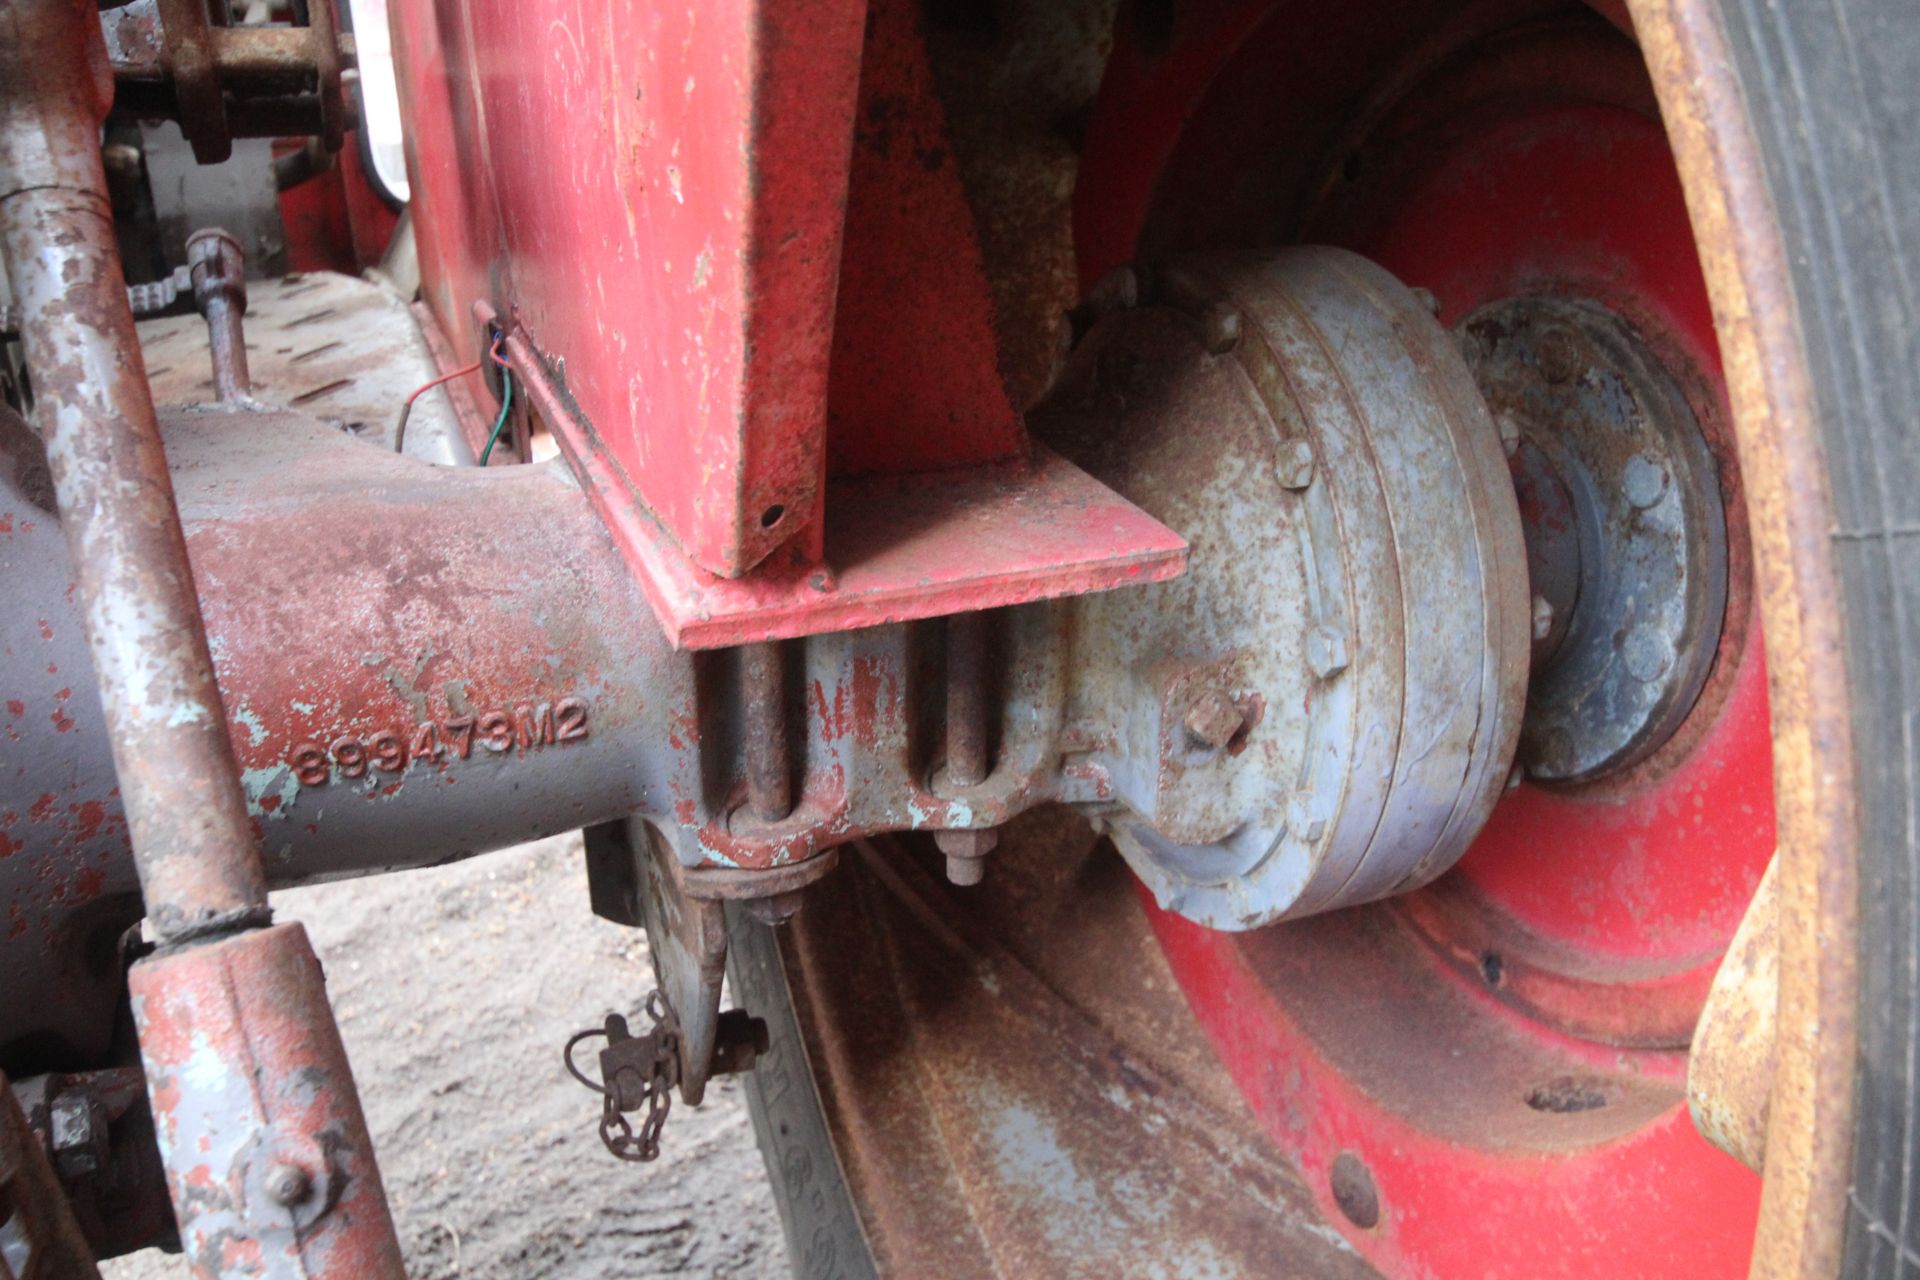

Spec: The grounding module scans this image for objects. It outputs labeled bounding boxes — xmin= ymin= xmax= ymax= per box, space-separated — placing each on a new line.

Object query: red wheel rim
xmin=1080 ymin=4 xmax=1769 ymax=1275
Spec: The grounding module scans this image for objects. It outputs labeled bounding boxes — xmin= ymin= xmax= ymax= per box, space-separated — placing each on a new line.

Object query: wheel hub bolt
xmin=1277 ymin=438 xmax=1316 ymax=489
xmin=1305 ymin=625 xmax=1349 ymax=678
xmin=1530 ymin=595 xmax=1556 ymax=641
xmin=1623 ymin=453 xmax=1669 ymax=509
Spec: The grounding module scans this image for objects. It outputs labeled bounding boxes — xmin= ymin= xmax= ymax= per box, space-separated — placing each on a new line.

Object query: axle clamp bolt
xmin=935 ymin=828 xmax=998 ymax=887
xmin=1278 ymin=438 xmax=1316 ymax=489
xmin=1305 ymin=625 xmax=1349 ymax=678
xmin=1183 ymin=689 xmax=1246 ymax=751
xmin=263 ymin=1161 xmax=313 ymax=1208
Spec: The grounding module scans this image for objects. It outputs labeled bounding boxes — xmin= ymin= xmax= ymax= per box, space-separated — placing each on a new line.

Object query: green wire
xmin=478 ymin=367 xmax=513 ymax=465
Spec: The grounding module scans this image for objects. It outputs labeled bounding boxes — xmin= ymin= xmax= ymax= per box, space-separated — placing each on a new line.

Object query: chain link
xmin=564 ymin=990 xmax=682 ymax=1162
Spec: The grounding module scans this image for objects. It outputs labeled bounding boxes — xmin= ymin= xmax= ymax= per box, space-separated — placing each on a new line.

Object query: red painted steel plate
xmin=391 ymin=0 xmax=866 ymax=579
xmin=516 ymin=334 xmax=1187 ymax=648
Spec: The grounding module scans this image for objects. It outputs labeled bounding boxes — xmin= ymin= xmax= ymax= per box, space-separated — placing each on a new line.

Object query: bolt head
xmin=1286 ymin=791 xmax=1328 ymax=843
xmin=1530 ymin=595 xmax=1556 ymax=641
xmin=1183 ymin=689 xmax=1246 ymax=751
xmin=264 ymin=1161 xmax=313 ymax=1208
xmin=1622 ymin=453 xmax=1669 ymax=509
xmin=1200 ymin=303 xmax=1241 ymax=354
xmin=1495 ymin=411 xmax=1523 ymax=458
xmin=1535 ymin=327 xmax=1585 ymax=384
xmin=1278 ymin=438 xmax=1316 ymax=489
xmin=1305 ymin=625 xmax=1349 ymax=678
xmin=1622 ymin=626 xmax=1674 ymax=683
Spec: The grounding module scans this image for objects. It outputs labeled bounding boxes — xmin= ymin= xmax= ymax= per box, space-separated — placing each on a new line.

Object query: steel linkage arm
xmin=0 ymin=0 xmax=403 ymax=1274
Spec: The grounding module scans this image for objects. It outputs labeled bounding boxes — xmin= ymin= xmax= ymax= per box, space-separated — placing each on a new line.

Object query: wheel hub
xmin=1461 ymin=296 xmax=1729 ymax=781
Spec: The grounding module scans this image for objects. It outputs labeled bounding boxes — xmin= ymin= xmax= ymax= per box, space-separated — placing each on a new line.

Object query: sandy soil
xmin=103 ymin=834 xmax=788 ymax=1279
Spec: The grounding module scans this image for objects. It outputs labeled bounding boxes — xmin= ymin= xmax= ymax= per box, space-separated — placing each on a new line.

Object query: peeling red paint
xmin=72 ymin=799 xmax=104 ymax=840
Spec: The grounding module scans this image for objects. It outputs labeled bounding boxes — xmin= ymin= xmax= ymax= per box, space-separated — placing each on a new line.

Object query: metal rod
xmin=0 ymin=0 xmax=267 ymax=940
xmin=740 ymin=642 xmax=791 ymax=822
xmin=945 ymin=610 xmax=991 ymax=786
xmin=0 ymin=6 xmax=404 ymax=1274
xmin=0 ymin=1072 xmax=102 ymax=1280
xmin=187 ymin=227 xmax=251 ymax=402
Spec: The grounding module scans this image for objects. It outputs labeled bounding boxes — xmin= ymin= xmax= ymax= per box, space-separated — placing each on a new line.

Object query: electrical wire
xmin=478 ymin=364 xmax=514 ymax=466
xmin=393 ymin=355 xmax=482 ymax=454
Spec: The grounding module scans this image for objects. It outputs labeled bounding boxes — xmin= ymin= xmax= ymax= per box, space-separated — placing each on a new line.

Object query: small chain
xmin=564 ymin=990 xmax=682 ymax=1162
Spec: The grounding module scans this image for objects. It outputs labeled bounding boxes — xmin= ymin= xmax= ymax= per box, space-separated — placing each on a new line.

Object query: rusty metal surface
xmin=763 ymin=821 xmax=1375 ymax=1278
xmin=106 ymin=0 xmax=356 ymax=163
xmin=0 ymin=0 xmax=267 ymax=943
xmin=3 ymin=8 xmax=403 ymax=1271
xmin=139 ymin=271 xmax=471 ymax=463
xmin=741 ymin=644 xmax=794 ymax=824
xmin=11 ymin=1068 xmax=173 ymax=1260
xmin=1690 ymin=852 xmax=1778 ymax=1172
xmin=186 ymin=228 xmax=251 ymax=403
xmin=0 ymin=1070 xmax=102 ymax=1280
xmin=1628 ymin=4 xmax=1859 ymax=1278
xmin=632 ymin=821 xmax=729 ymax=1107
xmin=1462 ymin=295 xmax=1728 ymax=781
xmin=941 ymin=612 xmax=992 ymax=789
xmin=1049 ymin=246 xmax=1529 ymax=927
xmin=130 ymin=922 xmax=405 ymax=1278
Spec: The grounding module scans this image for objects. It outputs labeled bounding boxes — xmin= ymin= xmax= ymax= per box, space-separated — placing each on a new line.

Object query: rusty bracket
xmin=104 ymin=0 xmax=357 ymax=163
xmin=0 ymin=1072 xmax=101 ymax=1280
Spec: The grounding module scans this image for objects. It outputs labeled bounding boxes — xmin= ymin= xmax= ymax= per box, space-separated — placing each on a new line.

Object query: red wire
xmin=401 ymin=355 xmax=480 ymax=404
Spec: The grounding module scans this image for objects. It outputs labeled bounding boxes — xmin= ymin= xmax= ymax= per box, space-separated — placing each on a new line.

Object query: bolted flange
xmin=1042 ymin=246 xmax=1530 ymax=928
xmin=1459 ymin=297 xmax=1728 ymax=782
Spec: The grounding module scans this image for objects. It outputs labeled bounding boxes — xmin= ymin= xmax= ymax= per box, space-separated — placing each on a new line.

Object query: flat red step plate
xmin=516 ymin=336 xmax=1186 ymax=648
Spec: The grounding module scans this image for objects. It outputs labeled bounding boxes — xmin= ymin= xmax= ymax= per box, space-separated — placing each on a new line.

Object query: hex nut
xmin=1305 ymin=625 xmax=1349 ymax=678
xmin=1278 ymin=438 xmax=1316 ymax=489
xmin=48 ymin=1094 xmax=100 ymax=1179
xmin=1183 ymin=690 xmax=1246 ymax=751
xmin=935 ymin=828 xmax=999 ymax=887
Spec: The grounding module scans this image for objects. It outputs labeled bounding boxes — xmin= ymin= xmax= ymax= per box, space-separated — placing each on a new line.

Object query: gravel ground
xmin=103 ymin=835 xmax=788 ymax=1279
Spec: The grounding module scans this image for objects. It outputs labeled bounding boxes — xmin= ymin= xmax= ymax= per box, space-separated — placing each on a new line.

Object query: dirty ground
xmin=102 ymin=834 xmax=790 ymax=1278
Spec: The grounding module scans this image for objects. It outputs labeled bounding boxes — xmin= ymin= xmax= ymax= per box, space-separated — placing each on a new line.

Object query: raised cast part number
xmin=290 ymin=698 xmax=589 ymax=787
